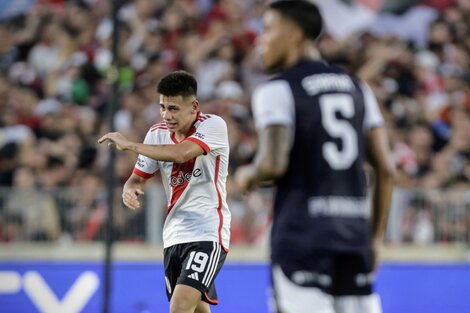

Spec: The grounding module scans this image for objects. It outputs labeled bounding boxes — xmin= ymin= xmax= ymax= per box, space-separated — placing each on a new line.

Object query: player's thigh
xmin=272 ymin=265 xmax=335 ymax=313
xmin=334 ymin=294 xmax=382 ymax=313
xmin=170 ymin=284 xmax=202 ymax=313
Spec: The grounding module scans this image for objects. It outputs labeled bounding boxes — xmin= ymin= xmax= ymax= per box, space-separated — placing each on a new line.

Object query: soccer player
xmin=235 ymin=1 xmax=395 ymax=313
xmin=99 ymin=71 xmax=231 ymax=313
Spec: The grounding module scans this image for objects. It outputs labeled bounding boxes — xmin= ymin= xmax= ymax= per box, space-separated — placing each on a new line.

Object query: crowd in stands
xmin=0 ymin=0 xmax=469 ymax=245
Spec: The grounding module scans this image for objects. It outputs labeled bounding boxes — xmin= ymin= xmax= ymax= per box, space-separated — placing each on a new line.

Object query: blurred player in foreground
xmin=99 ymin=71 xmax=231 ymax=313
xmin=235 ymin=1 xmax=395 ymax=313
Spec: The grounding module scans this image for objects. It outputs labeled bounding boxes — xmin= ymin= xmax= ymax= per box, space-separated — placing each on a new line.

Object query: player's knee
xmin=194 ymin=301 xmax=211 ymax=313
xmin=169 ymin=302 xmax=187 ymax=313
xmin=169 ymin=296 xmax=197 ymax=313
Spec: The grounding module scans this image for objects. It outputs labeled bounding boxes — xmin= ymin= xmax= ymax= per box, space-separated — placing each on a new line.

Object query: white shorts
xmin=271 ymin=265 xmax=382 ymax=313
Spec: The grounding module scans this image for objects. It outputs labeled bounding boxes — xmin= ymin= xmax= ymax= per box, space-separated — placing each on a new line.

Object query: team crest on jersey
xmin=170 ymin=169 xmax=202 ymax=187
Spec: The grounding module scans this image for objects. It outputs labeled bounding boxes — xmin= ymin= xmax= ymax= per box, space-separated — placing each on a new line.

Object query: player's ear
xmin=192 ymin=99 xmax=199 ymax=114
xmin=290 ymin=23 xmax=304 ymax=45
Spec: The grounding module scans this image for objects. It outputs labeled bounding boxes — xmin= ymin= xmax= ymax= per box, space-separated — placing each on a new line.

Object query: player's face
xmin=160 ymin=95 xmax=198 ymax=135
xmin=259 ymin=9 xmax=294 ymax=73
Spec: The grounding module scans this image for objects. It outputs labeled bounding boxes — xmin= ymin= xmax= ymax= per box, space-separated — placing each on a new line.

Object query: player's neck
xmin=304 ymin=44 xmax=321 ymax=60
xmin=174 ymin=113 xmax=198 ymax=141
xmin=285 ymin=42 xmax=321 ymax=68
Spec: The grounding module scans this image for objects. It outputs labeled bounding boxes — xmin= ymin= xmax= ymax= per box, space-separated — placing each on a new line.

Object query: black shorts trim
xmin=204 ymin=292 xmax=219 ymax=305
xmin=272 ymin=250 xmax=375 ymax=296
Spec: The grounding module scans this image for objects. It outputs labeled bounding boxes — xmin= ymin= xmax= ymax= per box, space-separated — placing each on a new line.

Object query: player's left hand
xmin=98 ymin=132 xmax=130 ymax=151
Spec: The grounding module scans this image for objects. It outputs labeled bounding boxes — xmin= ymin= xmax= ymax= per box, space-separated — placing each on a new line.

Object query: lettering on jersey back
xmin=301 ymin=74 xmax=354 ymax=96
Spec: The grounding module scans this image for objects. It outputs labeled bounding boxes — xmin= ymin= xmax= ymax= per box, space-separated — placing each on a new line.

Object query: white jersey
xmin=133 ymin=112 xmax=231 ymax=251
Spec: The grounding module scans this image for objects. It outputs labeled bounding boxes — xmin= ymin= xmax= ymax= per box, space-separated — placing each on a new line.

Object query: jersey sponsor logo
xmin=169 ymin=168 xmax=202 ymax=187
xmin=308 ymin=196 xmax=370 ymax=218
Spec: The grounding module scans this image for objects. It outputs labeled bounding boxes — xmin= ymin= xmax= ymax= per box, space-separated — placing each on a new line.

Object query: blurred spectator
xmin=410 ymin=194 xmax=435 ymax=244
xmin=393 ymin=123 xmax=434 ymax=188
xmin=65 ymin=171 xmax=105 ymax=241
xmin=431 ymin=107 xmax=470 ymax=188
xmin=0 ymin=22 xmax=19 ymax=73
xmin=0 ymin=142 xmax=20 ymax=186
xmin=436 ymin=189 xmax=468 ymax=242
xmin=4 ymin=166 xmax=60 ymax=241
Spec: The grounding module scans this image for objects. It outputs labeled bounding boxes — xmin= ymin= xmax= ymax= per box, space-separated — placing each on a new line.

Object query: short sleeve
xmin=361 ymin=83 xmax=384 ymax=132
xmin=186 ymin=115 xmax=228 ymax=154
xmin=133 ymin=130 xmax=159 ymax=178
xmin=251 ymin=80 xmax=295 ymax=130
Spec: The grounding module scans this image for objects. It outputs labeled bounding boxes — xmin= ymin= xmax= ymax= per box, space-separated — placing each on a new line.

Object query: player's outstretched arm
xmin=98 ymin=132 xmax=205 ymax=163
xmin=122 ymin=173 xmax=147 ymax=210
xmin=366 ymin=126 xmax=396 ymax=269
xmin=98 ymin=132 xmax=135 ymax=151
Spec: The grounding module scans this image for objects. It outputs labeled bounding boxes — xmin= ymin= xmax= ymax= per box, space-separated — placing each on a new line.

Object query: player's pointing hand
xmin=98 ymin=132 xmax=131 ymax=151
xmin=122 ymin=187 xmax=144 ymax=210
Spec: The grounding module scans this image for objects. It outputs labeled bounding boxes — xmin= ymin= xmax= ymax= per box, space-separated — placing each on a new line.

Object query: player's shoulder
xmin=149 ymin=121 xmax=168 ymax=133
xmin=148 ymin=122 xmax=170 ymax=141
xmin=196 ymin=113 xmax=227 ymax=127
xmin=253 ymin=79 xmax=291 ymax=101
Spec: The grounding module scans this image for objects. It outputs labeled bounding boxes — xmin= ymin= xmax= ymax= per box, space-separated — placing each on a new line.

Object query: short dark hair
xmin=157 ymin=70 xmax=197 ymax=98
xmin=269 ymin=0 xmax=323 ymax=41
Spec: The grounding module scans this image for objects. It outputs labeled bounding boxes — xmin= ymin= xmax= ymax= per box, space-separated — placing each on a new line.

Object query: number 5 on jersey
xmin=319 ymin=94 xmax=358 ymax=170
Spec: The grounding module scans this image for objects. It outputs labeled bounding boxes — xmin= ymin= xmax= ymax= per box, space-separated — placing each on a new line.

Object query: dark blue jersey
xmin=252 ymin=59 xmax=384 ymax=261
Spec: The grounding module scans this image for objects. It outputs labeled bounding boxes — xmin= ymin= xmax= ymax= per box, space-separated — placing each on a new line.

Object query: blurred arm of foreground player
xmin=366 ymin=126 xmax=396 ymax=270
xmin=235 ymin=125 xmax=291 ymax=191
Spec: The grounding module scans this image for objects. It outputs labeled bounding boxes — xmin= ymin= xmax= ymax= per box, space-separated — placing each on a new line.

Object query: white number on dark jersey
xmin=319 ymin=94 xmax=358 ymax=170
xmin=185 ymin=251 xmax=209 ymax=273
